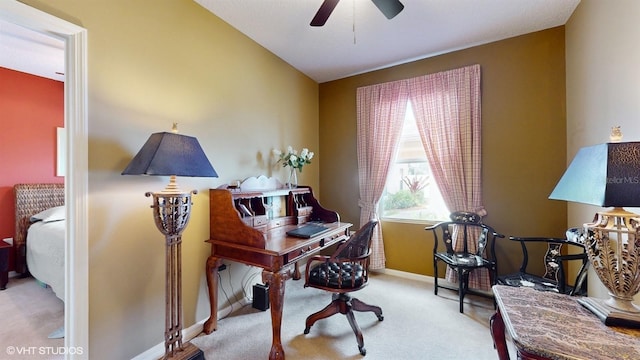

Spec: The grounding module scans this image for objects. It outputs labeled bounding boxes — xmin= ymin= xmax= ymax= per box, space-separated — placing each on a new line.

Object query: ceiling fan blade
xmin=371 ymin=0 xmax=404 ymax=20
xmin=310 ymin=0 xmax=340 ymax=27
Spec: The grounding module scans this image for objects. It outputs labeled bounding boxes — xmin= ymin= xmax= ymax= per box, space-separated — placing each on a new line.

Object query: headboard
xmin=14 ymin=183 xmax=65 ymax=274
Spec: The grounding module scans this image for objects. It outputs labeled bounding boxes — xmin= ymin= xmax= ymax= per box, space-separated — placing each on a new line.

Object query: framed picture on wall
xmin=57 ymin=127 xmax=65 ymax=177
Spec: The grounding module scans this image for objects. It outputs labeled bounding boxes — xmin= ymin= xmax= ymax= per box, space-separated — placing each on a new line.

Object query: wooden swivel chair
xmin=425 ymin=212 xmax=505 ymax=313
xmin=303 ymin=220 xmax=383 ymax=356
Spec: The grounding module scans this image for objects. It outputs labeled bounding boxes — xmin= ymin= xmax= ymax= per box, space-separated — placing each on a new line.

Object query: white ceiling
xmin=0 ymin=1 xmax=580 ymax=84
xmin=0 ymin=19 xmax=64 ymax=82
xmin=196 ymin=0 xmax=580 ymax=83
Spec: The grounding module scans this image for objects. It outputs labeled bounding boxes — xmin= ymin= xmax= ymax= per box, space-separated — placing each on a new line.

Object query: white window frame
xmin=380 ymin=101 xmax=449 ymax=224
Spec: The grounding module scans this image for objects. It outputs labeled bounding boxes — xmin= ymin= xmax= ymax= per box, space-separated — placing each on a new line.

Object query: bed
xmin=14 ymin=183 xmax=65 ymax=300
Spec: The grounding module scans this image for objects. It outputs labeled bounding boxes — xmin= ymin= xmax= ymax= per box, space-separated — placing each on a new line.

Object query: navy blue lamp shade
xmin=122 ymin=132 xmax=218 ymax=177
xmin=549 ymin=142 xmax=640 ymax=207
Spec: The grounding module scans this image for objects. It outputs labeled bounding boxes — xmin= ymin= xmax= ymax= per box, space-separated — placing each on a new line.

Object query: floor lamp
xmin=550 ymin=128 xmax=640 ymax=327
xmin=123 ymin=127 xmax=217 ymax=359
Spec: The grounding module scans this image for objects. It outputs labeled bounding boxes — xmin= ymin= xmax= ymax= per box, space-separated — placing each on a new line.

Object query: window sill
xmin=380 ymin=217 xmax=444 ymax=226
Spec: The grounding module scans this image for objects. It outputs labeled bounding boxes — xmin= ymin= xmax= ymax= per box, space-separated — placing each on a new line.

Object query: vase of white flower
xmin=287 ymin=167 xmax=298 ymax=189
xmin=273 ymin=146 xmax=314 ymax=189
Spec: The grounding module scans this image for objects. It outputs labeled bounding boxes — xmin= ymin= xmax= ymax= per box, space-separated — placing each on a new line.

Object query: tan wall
xmin=565 ymin=0 xmax=640 ymax=302
xmin=318 ymin=27 xmax=568 ymax=277
xmin=21 ymin=1 xmax=319 ymax=358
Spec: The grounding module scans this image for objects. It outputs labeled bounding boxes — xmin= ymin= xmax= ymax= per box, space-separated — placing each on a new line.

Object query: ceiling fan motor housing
xmin=310 ymin=0 xmax=404 ymax=27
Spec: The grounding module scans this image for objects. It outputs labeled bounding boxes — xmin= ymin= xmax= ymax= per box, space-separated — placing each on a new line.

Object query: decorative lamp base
xmin=161 ymin=342 xmax=204 ymax=360
xmin=580 ymin=207 xmax=640 ymax=328
xmin=578 ymin=297 xmax=640 ymax=328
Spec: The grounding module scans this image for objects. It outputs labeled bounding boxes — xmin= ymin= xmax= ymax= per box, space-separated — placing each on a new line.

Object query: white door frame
xmin=0 ymin=1 xmax=89 ymax=357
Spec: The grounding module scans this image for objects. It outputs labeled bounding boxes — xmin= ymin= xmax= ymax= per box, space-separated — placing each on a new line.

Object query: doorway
xmin=0 ymin=1 xmax=88 ymax=355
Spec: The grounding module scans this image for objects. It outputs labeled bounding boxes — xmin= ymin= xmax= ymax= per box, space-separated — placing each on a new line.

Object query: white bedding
xmin=26 ymin=219 xmax=65 ymax=301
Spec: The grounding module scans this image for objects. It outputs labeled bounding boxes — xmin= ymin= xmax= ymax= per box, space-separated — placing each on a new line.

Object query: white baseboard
xmin=373 ymin=268 xmax=435 ymax=284
xmin=131 ymin=297 xmax=251 ymax=360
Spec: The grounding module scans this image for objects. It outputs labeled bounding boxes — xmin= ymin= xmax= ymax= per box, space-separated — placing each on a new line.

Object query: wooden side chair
xmin=303 ymin=220 xmax=383 ymax=356
xmin=497 ymin=228 xmax=589 ymax=296
xmin=425 ymin=211 xmax=505 ymax=313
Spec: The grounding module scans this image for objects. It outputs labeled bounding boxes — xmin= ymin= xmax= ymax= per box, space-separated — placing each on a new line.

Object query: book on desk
xmin=286 ymin=223 xmax=330 ymax=238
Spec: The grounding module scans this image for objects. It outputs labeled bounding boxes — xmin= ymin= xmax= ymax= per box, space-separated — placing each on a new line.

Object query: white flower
xmin=275 ymin=145 xmax=314 ymax=172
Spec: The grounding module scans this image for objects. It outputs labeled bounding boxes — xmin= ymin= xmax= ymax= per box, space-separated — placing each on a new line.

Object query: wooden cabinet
xmin=204 ymin=185 xmax=351 ymax=360
xmin=209 ymin=186 xmax=340 ymax=250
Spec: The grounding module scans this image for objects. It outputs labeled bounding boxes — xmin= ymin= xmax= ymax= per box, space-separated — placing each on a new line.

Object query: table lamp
xmin=122 ymin=124 xmax=217 ymax=359
xmin=549 ymin=127 xmax=640 ymax=327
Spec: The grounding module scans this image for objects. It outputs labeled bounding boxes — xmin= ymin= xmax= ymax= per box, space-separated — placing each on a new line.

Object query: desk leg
xmin=490 ymin=309 xmax=510 ymax=360
xmin=203 ymin=256 xmax=222 ymax=334
xmin=263 ymin=268 xmax=290 ymax=360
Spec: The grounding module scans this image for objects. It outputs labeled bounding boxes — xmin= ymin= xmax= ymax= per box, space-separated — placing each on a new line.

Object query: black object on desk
xmin=286 ymin=223 xmax=330 ymax=238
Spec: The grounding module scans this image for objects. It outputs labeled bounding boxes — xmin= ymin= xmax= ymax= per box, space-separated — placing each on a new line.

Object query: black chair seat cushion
xmin=435 ymin=252 xmax=491 ymax=268
xmin=498 ymin=273 xmax=565 ymax=293
xmin=308 ymin=261 xmax=364 ymax=289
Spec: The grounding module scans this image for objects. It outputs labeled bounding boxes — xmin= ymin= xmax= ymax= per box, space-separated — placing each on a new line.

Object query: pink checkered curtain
xmin=408 ymin=64 xmax=489 ymax=290
xmin=356 ymin=81 xmax=408 ymax=269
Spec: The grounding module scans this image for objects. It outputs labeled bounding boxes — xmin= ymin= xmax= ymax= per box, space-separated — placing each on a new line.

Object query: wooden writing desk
xmin=490 ymin=285 xmax=640 ymax=360
xmin=203 ymin=187 xmax=352 ymax=360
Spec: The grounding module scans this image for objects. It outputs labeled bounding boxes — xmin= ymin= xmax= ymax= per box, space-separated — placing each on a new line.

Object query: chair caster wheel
xmin=304 ymin=327 xmax=310 ymax=334
xmin=359 ymin=346 xmax=366 ymax=356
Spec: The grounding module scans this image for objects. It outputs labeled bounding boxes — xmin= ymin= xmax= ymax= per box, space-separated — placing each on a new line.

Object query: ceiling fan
xmin=310 ymin=0 xmax=405 ymax=27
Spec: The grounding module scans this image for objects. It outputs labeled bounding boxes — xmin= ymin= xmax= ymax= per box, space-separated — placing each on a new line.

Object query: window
xmin=380 ymin=101 xmax=449 ymax=222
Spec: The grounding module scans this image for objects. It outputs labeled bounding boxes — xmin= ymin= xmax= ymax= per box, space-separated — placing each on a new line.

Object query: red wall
xmin=0 ymin=67 xmax=64 ymax=267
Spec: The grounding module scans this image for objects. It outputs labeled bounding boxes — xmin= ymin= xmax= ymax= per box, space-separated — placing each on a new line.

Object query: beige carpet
xmin=0 ymin=276 xmax=64 ymax=360
xmin=191 ymin=272 xmax=507 ymax=360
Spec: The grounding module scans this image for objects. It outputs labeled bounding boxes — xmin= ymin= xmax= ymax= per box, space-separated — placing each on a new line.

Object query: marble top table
xmin=490 ymin=285 xmax=640 ymax=360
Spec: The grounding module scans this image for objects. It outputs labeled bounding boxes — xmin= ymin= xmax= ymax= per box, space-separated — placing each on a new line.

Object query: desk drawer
xmin=268 ymin=217 xmax=295 ymax=230
xmin=240 ymin=215 xmax=270 ymax=229
xmin=286 ymin=233 xmax=346 ymax=264
xmin=253 ymin=215 xmax=268 ymax=227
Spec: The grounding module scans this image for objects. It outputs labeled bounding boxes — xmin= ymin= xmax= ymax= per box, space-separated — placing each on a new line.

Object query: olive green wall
xmin=318 ymin=27 xmax=568 ymax=277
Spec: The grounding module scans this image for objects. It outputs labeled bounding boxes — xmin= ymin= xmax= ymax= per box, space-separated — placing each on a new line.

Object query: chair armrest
xmin=507 ymin=236 xmax=569 ymax=272
xmin=558 ymin=253 xmax=588 ymax=261
xmin=508 ymin=236 xmax=567 ymax=243
xmin=424 ymin=223 xmax=440 ymax=231
xmin=304 ymin=254 xmax=330 ymax=286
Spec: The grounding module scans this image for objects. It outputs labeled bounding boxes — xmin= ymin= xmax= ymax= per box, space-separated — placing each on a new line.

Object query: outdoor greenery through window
xmin=380 ymin=101 xmax=449 ymax=222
